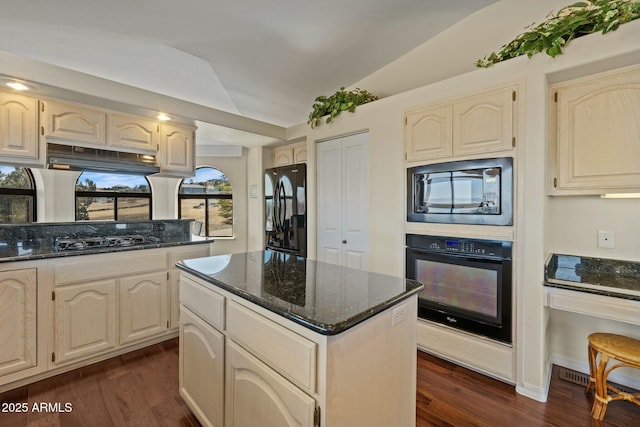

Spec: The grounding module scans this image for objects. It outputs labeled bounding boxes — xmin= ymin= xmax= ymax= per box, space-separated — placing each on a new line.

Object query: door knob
xmin=342 ymin=240 xmax=347 ymax=244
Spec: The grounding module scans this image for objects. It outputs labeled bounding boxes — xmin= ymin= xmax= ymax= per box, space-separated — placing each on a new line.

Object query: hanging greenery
xmin=307 ymin=87 xmax=378 ymax=128
xmin=476 ymin=0 xmax=640 ymax=68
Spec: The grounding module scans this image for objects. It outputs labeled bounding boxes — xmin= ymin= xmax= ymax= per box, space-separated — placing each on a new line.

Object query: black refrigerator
xmin=265 ymin=163 xmax=306 ymax=257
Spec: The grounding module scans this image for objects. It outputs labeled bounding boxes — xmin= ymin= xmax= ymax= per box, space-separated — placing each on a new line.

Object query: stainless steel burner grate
xmin=54 ymin=235 xmax=161 ymax=251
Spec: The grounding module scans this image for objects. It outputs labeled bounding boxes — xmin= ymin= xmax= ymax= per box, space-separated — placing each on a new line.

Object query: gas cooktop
xmin=54 ymin=235 xmax=161 ymax=252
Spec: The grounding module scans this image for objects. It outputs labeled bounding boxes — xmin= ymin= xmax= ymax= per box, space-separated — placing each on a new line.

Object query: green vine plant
xmin=476 ymin=0 xmax=640 ymax=68
xmin=307 ymin=87 xmax=378 ymax=128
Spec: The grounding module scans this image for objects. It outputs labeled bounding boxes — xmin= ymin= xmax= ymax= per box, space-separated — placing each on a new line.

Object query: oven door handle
xmin=407 ymin=248 xmax=509 ymax=263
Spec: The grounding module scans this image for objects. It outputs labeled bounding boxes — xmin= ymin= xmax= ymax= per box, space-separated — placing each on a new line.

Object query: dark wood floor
xmin=1 ymin=338 xmax=638 ymax=427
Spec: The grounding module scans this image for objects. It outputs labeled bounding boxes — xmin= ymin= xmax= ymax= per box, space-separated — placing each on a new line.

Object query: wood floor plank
xmin=2 ymin=339 xmax=639 ymax=427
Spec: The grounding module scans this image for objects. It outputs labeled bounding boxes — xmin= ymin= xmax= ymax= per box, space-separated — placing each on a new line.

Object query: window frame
xmin=74 ymin=173 xmax=152 ymax=221
xmin=178 ymin=167 xmax=233 ymax=238
xmin=0 ymin=167 xmax=37 ymax=223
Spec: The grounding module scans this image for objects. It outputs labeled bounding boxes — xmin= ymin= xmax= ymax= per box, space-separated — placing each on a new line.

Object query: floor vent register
xmin=557 ymin=365 xmax=638 ymax=395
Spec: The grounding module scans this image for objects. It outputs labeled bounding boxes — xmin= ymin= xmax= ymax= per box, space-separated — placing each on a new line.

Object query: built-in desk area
xmin=544 ymin=254 xmax=640 ymax=326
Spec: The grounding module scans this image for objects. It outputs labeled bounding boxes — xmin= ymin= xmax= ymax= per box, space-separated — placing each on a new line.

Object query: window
xmin=179 ymin=167 xmax=232 ymax=237
xmin=75 ymin=172 xmax=151 ymax=221
xmin=0 ymin=166 xmax=36 ymax=223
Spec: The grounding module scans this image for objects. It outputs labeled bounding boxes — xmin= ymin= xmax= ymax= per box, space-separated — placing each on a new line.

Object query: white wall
xmin=195 ymin=154 xmax=248 ymax=255
xmin=282 ymin=11 xmax=640 ymax=402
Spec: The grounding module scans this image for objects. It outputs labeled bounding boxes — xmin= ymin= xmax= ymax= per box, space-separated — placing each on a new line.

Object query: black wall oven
xmin=406 ymin=234 xmax=512 ymax=344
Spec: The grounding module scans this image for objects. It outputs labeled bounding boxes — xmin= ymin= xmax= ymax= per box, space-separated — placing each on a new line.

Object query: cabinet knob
xmin=342 ymin=240 xmax=347 ymax=244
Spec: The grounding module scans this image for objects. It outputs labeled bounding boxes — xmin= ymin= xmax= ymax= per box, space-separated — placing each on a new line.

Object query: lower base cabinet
xmin=225 ymin=339 xmax=316 ymax=427
xmin=120 ymin=271 xmax=168 ymax=344
xmin=55 ymin=279 xmax=118 ymax=364
xmin=179 ymin=272 xmax=417 ymax=427
xmin=179 ymin=307 xmax=224 ymax=427
xmin=0 ymin=268 xmax=37 ymax=377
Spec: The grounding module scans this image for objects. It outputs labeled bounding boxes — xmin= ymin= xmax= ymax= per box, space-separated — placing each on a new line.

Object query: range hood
xmin=47 ymin=143 xmax=160 ymax=175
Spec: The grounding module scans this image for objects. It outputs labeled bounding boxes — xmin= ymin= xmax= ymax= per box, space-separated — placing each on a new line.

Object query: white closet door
xmin=317 ymin=132 xmax=369 ymax=269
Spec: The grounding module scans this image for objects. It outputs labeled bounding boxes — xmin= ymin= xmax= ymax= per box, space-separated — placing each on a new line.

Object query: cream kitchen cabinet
xmin=0 ymin=268 xmax=37 ymax=377
xmin=180 ymin=274 xmax=317 ymax=427
xmin=225 ymin=339 xmax=316 ymax=427
xmin=120 ymin=271 xmax=168 ymax=344
xmin=108 ymin=114 xmax=159 ymax=154
xmin=404 ymin=104 xmax=452 ymax=161
xmin=52 ymin=249 xmax=169 ymax=366
xmin=0 ymin=92 xmax=42 ymax=166
xmin=549 ymin=65 xmax=640 ymax=195
xmin=405 ymin=84 xmax=517 ymax=162
xmin=42 ymin=100 xmax=107 ymax=146
xmin=179 ymin=273 xmax=225 ymax=427
xmin=273 ymin=145 xmax=294 ymax=166
xmin=179 ymin=268 xmax=418 ymax=427
xmin=54 ymin=279 xmax=118 ymax=364
xmin=273 ymin=142 xmax=306 ymax=166
xmin=158 ymin=123 xmax=195 ymax=177
xmin=168 ymin=245 xmax=212 ymax=330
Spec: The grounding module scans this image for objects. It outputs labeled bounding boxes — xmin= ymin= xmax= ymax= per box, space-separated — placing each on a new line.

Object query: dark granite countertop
xmin=544 ymin=254 xmax=640 ymax=301
xmin=0 ymin=238 xmax=212 ymax=263
xmin=177 ymin=250 xmax=424 ymax=336
xmin=0 ymin=219 xmax=212 ymax=263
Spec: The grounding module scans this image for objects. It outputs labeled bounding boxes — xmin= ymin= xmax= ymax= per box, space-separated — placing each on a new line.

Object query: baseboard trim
xmin=551 ymin=353 xmax=640 ymax=391
xmin=515 ymin=364 xmax=552 ymax=403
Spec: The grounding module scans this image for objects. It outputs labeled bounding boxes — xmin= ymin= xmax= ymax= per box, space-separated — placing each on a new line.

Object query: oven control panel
xmin=406 ymin=234 xmax=512 ymax=259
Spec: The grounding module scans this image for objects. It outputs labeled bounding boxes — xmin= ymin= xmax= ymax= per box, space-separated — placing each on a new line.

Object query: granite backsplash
xmin=0 ymin=219 xmax=195 ymax=258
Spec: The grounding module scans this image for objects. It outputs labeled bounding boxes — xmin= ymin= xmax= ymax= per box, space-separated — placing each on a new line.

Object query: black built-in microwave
xmin=407 ymin=157 xmax=513 ymax=226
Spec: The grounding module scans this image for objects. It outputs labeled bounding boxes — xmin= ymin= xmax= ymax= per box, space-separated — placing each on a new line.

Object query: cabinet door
xmin=159 ymin=124 xmax=195 ymax=176
xmin=405 ymin=104 xmax=452 ymax=161
xmin=225 ymin=340 xmax=315 ymax=427
xmin=55 ymin=279 xmax=117 ymax=364
xmin=108 ymin=114 xmax=158 ymax=153
xmin=273 ymin=146 xmax=294 ymax=166
xmin=0 ymin=93 xmax=40 ymax=163
xmin=0 ymin=268 xmax=37 ymax=377
xmin=43 ymin=100 xmax=106 ymax=145
xmin=452 ymin=86 xmax=515 ymax=156
xmin=293 ymin=143 xmax=307 ymax=164
xmin=120 ymin=271 xmax=168 ymax=344
xmin=180 ymin=306 xmax=224 ymax=427
xmin=551 ymin=66 xmax=640 ymax=194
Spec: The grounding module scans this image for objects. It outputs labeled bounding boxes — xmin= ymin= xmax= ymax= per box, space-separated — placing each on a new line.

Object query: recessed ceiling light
xmin=157 ymin=113 xmax=171 ymax=121
xmin=6 ymin=81 xmax=31 ymax=91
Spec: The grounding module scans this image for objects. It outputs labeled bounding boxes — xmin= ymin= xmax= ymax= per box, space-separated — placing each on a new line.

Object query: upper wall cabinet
xmin=273 ymin=142 xmax=306 ymax=166
xmin=0 ymin=92 xmax=42 ymax=166
xmin=108 ymin=114 xmax=159 ymax=154
xmin=405 ymin=85 xmax=517 ymax=163
xmin=158 ymin=123 xmax=195 ymax=177
xmin=42 ymin=100 xmax=107 ymax=146
xmin=549 ymin=65 xmax=640 ymax=195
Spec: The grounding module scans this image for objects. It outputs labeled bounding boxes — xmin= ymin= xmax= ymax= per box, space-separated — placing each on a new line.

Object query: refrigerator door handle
xmin=273 ymin=181 xmax=281 ymax=232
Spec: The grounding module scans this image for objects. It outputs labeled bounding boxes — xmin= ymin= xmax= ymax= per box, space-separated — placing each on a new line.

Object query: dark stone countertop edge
xmin=177 ymin=262 xmax=424 ymax=336
xmin=0 ymin=239 xmax=213 ymax=264
xmin=543 ymin=281 xmax=640 ymax=302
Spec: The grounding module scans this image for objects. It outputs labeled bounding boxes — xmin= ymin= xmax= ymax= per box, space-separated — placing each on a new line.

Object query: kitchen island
xmin=177 ymin=250 xmax=423 ymax=427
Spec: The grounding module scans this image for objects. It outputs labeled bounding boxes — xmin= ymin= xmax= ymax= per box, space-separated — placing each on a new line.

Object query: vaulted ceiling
xmin=0 ymin=0 xmax=497 ymax=145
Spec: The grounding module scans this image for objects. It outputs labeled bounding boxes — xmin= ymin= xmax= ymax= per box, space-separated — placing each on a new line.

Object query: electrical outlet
xmin=391 ymin=304 xmax=407 ymax=326
xmin=598 ymin=230 xmax=615 ymax=248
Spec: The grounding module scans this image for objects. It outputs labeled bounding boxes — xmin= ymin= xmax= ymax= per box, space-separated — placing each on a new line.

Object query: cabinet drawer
xmin=55 ymin=251 xmax=167 ymax=285
xmin=180 ymin=275 xmax=225 ymax=331
xmin=226 ymin=300 xmax=316 ymax=392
